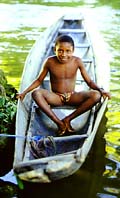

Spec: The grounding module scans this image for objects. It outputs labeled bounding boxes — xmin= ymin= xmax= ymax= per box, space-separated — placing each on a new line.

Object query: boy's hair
xmin=55 ymin=35 xmax=74 ymax=49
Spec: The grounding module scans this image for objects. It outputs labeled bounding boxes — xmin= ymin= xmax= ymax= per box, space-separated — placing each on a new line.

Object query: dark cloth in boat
xmin=30 ymin=136 xmax=56 ymax=159
xmin=55 ymin=91 xmax=74 ymax=104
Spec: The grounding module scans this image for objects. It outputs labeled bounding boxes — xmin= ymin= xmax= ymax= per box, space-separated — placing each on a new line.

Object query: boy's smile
xmin=54 ymin=42 xmax=74 ymax=63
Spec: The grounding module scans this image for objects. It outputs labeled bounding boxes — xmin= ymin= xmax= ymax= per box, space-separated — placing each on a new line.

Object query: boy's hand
xmin=101 ymin=90 xmax=111 ymax=100
xmin=16 ymin=92 xmax=26 ymax=101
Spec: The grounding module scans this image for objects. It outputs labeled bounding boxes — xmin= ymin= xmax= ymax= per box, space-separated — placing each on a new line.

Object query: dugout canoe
xmin=13 ymin=12 xmax=109 ymax=183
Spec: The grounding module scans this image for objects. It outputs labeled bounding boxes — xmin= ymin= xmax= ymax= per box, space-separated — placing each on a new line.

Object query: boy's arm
xmin=16 ymin=60 xmax=49 ymax=101
xmin=87 ymin=80 xmax=111 ymax=99
xmin=78 ymin=58 xmax=111 ymax=99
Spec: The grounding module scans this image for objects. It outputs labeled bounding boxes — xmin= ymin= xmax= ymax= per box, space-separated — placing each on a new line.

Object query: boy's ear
xmin=54 ymin=47 xmax=56 ymax=53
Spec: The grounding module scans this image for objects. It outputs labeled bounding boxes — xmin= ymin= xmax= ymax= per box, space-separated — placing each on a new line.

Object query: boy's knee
xmin=93 ymin=90 xmax=101 ymax=102
xmin=32 ymin=89 xmax=44 ymax=100
xmin=90 ymin=90 xmax=101 ymax=103
xmin=32 ymin=89 xmax=40 ymax=99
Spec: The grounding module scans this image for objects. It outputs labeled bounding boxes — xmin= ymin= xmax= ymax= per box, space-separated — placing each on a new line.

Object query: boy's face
xmin=54 ymin=42 xmax=74 ymax=63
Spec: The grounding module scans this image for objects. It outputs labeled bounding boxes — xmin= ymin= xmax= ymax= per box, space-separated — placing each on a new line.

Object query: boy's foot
xmin=62 ymin=119 xmax=75 ymax=133
xmin=57 ymin=127 xmax=66 ymax=136
xmin=57 ymin=122 xmax=66 ymax=136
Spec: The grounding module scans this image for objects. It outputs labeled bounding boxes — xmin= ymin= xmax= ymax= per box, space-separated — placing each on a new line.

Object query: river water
xmin=0 ymin=0 xmax=120 ymax=198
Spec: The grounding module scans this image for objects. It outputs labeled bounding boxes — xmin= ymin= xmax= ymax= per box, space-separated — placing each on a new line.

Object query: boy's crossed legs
xmin=32 ymin=88 xmax=101 ymax=136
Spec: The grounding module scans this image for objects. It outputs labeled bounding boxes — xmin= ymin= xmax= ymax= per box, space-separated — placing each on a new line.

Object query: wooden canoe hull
xmin=13 ymin=12 xmax=109 ymax=183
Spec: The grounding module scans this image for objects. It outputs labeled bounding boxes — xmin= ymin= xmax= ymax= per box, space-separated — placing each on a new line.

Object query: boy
xmin=17 ymin=35 xmax=111 ymax=136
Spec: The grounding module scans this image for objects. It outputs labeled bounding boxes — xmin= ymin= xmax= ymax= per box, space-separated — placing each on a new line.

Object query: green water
xmin=0 ymin=0 xmax=120 ymax=197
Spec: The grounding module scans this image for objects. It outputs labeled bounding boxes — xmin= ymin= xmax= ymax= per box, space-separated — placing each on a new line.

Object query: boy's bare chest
xmin=50 ymin=64 xmax=77 ymax=79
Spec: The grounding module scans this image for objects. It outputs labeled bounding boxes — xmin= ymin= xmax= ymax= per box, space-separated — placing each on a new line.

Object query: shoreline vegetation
xmin=0 ymin=69 xmax=17 ymax=176
xmin=0 ymin=69 xmax=18 ymax=198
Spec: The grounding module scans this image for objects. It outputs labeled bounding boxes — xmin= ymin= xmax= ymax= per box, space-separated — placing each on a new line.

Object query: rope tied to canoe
xmin=30 ymin=136 xmax=57 ymax=159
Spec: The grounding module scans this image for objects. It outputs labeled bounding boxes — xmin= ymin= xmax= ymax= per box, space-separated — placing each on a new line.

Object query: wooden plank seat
xmin=59 ymin=28 xmax=86 ymax=34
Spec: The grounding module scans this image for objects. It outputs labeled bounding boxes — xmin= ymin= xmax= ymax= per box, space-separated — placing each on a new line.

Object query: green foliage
xmin=0 ymin=96 xmax=17 ymax=134
xmin=0 ymin=69 xmax=17 ymax=149
xmin=0 ymin=95 xmax=17 ymax=149
xmin=0 ymin=69 xmax=17 ymax=125
xmin=0 ymin=69 xmax=7 ymax=87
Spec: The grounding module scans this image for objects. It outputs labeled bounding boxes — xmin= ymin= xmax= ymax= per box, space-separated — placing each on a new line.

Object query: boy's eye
xmin=58 ymin=49 xmax=72 ymax=53
xmin=58 ymin=50 xmax=63 ymax=53
xmin=67 ymin=50 xmax=71 ymax=53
